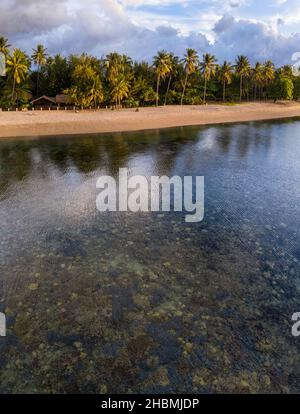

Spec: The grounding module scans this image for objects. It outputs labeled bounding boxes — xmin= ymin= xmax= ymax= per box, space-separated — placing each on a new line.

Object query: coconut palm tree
xmin=219 ymin=61 xmax=233 ymax=102
xmin=6 ymin=49 xmax=30 ymax=104
xmin=89 ymin=77 xmax=104 ymax=108
xmin=164 ymin=54 xmax=179 ymax=106
xmin=181 ymin=48 xmax=199 ymax=106
xmin=236 ymin=55 xmax=251 ymax=101
xmin=66 ymin=55 xmax=104 ymax=108
xmin=111 ymin=74 xmax=130 ymax=109
xmin=32 ymin=44 xmax=48 ymax=96
xmin=281 ymin=65 xmax=293 ymax=79
xmin=0 ymin=37 xmax=10 ymax=56
xmin=105 ymin=53 xmax=132 ymax=86
xmin=262 ymin=60 xmax=275 ymax=98
xmin=253 ymin=62 xmax=264 ymax=100
xmin=153 ymin=50 xmax=171 ymax=106
xmin=200 ymin=54 xmax=217 ymax=103
xmin=0 ymin=37 xmax=10 ymax=76
xmin=105 ymin=53 xmax=123 ymax=86
xmin=264 ymin=61 xmax=275 ymax=81
xmin=73 ymin=55 xmax=95 ymax=81
xmin=105 ymin=53 xmax=133 ymax=107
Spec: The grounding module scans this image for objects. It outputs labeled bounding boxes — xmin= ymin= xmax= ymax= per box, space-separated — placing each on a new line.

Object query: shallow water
xmin=1 ymin=119 xmax=300 ymax=393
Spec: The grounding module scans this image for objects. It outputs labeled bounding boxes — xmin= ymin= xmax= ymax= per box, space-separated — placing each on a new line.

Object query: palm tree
xmin=281 ymin=65 xmax=293 ymax=79
xmin=89 ymin=77 xmax=104 ymax=108
xmin=6 ymin=49 xmax=30 ymax=104
xmin=66 ymin=55 xmax=104 ymax=108
xmin=105 ymin=53 xmax=132 ymax=107
xmin=153 ymin=51 xmax=171 ymax=107
xmin=253 ymin=62 xmax=264 ymax=100
xmin=73 ymin=55 xmax=95 ymax=80
xmin=200 ymin=54 xmax=217 ymax=103
xmin=236 ymin=55 xmax=251 ymax=101
xmin=111 ymin=75 xmax=130 ymax=109
xmin=219 ymin=61 xmax=233 ymax=102
xmin=32 ymin=44 xmax=48 ymax=96
xmin=0 ymin=37 xmax=10 ymax=56
xmin=262 ymin=60 xmax=275 ymax=99
xmin=105 ymin=52 xmax=122 ymax=87
xmin=181 ymin=48 xmax=199 ymax=106
xmin=264 ymin=61 xmax=275 ymax=80
xmin=105 ymin=53 xmax=132 ymax=86
xmin=164 ymin=54 xmax=178 ymax=106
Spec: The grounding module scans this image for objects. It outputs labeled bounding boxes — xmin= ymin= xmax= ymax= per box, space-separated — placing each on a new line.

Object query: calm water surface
xmin=1 ymin=119 xmax=300 ymax=393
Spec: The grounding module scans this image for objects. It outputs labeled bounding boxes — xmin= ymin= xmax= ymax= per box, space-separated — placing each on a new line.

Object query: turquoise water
xmin=1 ymin=119 xmax=300 ymax=393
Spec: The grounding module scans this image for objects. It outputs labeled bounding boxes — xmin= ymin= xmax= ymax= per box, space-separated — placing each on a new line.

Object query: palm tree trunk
xmin=36 ymin=65 xmax=40 ymax=97
xmin=11 ymin=77 xmax=16 ymax=104
xmin=156 ymin=75 xmax=160 ymax=107
xmin=203 ymin=77 xmax=207 ymax=103
xmin=240 ymin=75 xmax=243 ymax=102
xmin=181 ymin=73 xmax=188 ymax=106
xmin=223 ymin=80 xmax=226 ymax=102
xmin=164 ymin=75 xmax=172 ymax=106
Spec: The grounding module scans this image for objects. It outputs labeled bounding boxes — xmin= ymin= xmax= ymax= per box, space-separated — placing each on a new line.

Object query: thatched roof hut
xmin=31 ymin=94 xmax=70 ymax=109
xmin=55 ymin=95 xmax=70 ymax=105
xmin=31 ymin=96 xmax=56 ymax=107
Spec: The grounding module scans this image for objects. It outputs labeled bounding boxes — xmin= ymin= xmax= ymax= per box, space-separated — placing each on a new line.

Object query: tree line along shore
xmin=0 ymin=36 xmax=300 ymax=111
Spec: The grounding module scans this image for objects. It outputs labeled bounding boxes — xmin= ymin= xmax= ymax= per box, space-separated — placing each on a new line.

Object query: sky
xmin=1 ymin=0 xmax=300 ymax=65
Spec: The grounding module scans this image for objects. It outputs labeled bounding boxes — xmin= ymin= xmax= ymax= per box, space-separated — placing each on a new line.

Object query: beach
xmin=0 ymin=102 xmax=300 ymax=138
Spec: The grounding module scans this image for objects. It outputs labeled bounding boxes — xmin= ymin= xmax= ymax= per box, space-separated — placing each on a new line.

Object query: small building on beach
xmin=31 ymin=94 xmax=70 ymax=110
xmin=55 ymin=95 xmax=70 ymax=107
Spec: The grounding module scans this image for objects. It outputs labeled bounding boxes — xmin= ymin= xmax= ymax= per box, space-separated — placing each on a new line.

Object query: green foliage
xmin=1 ymin=35 xmax=300 ymax=109
xmin=165 ymin=90 xmax=181 ymax=105
xmin=153 ymin=50 xmax=172 ymax=106
xmin=184 ymin=88 xmax=203 ymax=105
xmin=200 ymin=54 xmax=217 ymax=103
xmin=31 ymin=44 xmax=48 ymax=96
xmin=38 ymin=54 xmax=72 ymax=96
xmin=6 ymin=49 xmax=30 ymax=104
xmin=293 ymin=77 xmax=300 ymax=101
xmin=0 ymin=37 xmax=10 ymax=56
xmin=181 ymin=48 xmax=199 ymax=105
xmin=218 ymin=61 xmax=234 ymax=101
xmin=65 ymin=55 xmax=104 ymax=108
xmin=129 ymin=76 xmax=156 ymax=106
xmin=111 ymin=74 xmax=130 ymax=108
xmin=293 ymin=78 xmax=300 ymax=100
xmin=268 ymin=76 xmax=294 ymax=101
xmin=124 ymin=97 xmax=139 ymax=108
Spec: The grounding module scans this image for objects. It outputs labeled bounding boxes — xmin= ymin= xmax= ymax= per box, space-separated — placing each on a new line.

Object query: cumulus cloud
xmin=214 ymin=15 xmax=235 ymax=33
xmin=0 ymin=0 xmax=69 ymax=34
xmin=212 ymin=16 xmax=300 ymax=65
xmin=0 ymin=0 xmax=300 ymax=65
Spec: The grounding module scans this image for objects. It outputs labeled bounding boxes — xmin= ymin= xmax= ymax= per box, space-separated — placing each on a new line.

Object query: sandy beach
xmin=0 ymin=102 xmax=300 ymax=138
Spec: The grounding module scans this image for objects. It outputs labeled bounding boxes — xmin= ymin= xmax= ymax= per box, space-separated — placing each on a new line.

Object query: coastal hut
xmin=55 ymin=94 xmax=70 ymax=108
xmin=31 ymin=94 xmax=70 ymax=110
xmin=31 ymin=96 xmax=57 ymax=110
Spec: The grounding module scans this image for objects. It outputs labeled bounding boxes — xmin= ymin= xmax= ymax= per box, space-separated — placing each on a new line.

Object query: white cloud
xmin=1 ymin=0 xmax=300 ymax=65
xmin=0 ymin=0 xmax=70 ymax=34
xmin=212 ymin=16 xmax=300 ymax=65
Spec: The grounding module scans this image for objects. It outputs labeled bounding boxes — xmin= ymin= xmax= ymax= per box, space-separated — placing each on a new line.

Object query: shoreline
xmin=0 ymin=102 xmax=300 ymax=139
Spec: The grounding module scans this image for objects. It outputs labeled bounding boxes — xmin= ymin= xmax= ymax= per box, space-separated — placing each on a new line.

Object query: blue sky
xmin=1 ymin=0 xmax=300 ymax=65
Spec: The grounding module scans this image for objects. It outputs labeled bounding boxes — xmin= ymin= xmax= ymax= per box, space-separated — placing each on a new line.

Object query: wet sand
xmin=0 ymin=102 xmax=300 ymax=138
